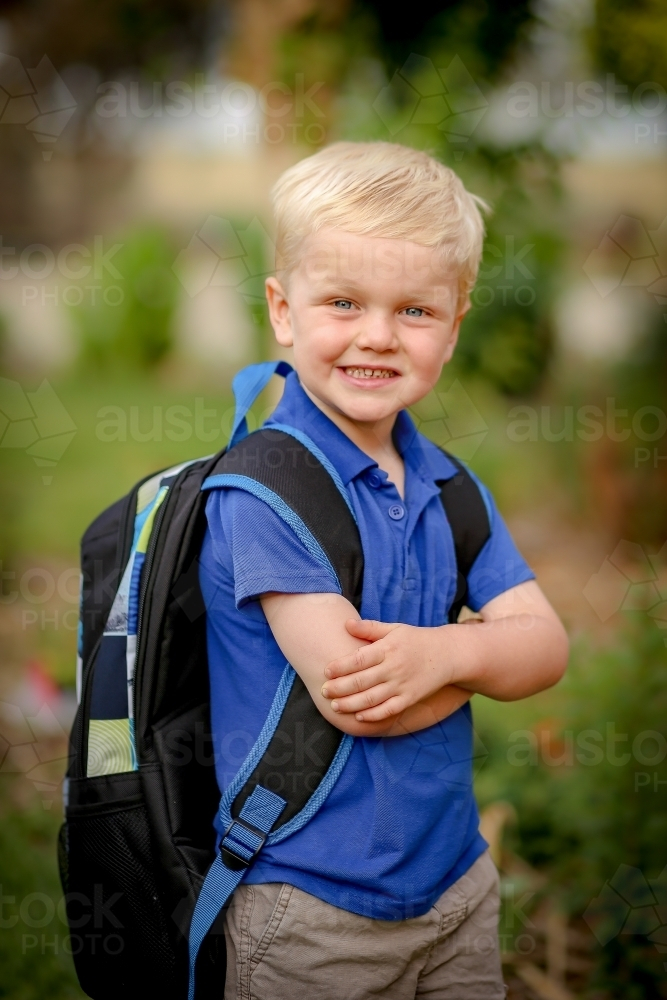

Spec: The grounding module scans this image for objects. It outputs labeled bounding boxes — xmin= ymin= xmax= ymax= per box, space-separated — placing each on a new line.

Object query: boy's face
xmin=265 ymin=229 xmax=468 ymax=427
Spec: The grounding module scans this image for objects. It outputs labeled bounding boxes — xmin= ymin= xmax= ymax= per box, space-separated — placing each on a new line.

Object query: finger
xmin=345 ymin=619 xmax=399 ymax=640
xmin=355 ymin=696 xmax=406 ymax=722
xmin=324 ymin=643 xmax=385 ymax=679
xmin=321 ymin=664 xmax=387 ymax=700
xmin=329 ymin=683 xmax=393 ymax=715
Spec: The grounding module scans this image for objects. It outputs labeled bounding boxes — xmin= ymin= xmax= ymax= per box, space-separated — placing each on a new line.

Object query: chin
xmin=333 ymin=397 xmax=398 ymax=422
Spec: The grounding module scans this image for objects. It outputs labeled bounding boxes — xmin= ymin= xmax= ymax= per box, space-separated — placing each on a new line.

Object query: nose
xmin=354 ymin=309 xmax=399 ymax=354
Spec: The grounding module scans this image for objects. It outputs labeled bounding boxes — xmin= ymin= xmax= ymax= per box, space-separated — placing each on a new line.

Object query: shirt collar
xmin=266 ymin=370 xmax=460 ymax=486
xmin=394 ymin=411 xmax=460 ymax=484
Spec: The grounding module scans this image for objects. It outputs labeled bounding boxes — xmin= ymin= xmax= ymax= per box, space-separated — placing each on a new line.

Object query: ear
xmin=265 ymin=276 xmax=293 ymax=348
xmin=442 ymin=298 xmax=470 ymax=364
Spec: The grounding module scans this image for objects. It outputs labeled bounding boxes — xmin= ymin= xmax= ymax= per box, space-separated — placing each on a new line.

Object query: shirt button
xmin=388 ymin=503 xmax=405 ymax=520
xmin=367 ymin=472 xmax=382 ymax=489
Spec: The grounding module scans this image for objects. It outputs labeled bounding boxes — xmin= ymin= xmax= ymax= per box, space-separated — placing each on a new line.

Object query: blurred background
xmin=0 ymin=0 xmax=666 ymax=996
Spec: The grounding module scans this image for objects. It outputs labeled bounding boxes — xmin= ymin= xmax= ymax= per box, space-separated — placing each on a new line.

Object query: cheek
xmin=294 ymin=317 xmax=352 ymax=366
xmin=406 ymin=328 xmax=452 ymax=376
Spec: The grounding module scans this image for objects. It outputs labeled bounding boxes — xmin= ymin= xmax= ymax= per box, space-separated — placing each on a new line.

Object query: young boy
xmin=199 ymin=141 xmax=568 ymax=999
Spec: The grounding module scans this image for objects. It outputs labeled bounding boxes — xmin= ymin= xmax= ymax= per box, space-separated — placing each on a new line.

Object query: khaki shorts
xmin=224 ymin=850 xmax=506 ymax=999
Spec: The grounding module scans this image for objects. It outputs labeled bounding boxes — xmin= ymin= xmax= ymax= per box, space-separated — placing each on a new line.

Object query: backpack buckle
xmin=220 ymin=817 xmax=267 ymax=870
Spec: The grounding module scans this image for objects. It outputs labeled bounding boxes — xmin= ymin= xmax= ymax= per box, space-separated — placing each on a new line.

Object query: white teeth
xmin=344 ymin=367 xmax=397 ymax=379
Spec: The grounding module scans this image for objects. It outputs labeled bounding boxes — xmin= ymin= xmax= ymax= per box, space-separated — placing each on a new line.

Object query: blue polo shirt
xmin=199 ymin=371 xmax=534 ymax=919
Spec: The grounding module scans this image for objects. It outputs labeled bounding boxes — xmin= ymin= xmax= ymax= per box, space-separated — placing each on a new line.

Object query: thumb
xmin=345 ymin=618 xmax=398 ymax=641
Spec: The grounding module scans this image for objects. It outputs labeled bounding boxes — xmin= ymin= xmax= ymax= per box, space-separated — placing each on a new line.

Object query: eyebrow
xmin=308 ymin=279 xmax=364 ymax=297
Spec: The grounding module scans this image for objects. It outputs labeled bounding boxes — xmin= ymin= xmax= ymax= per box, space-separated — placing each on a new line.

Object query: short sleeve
xmin=204 ymin=487 xmax=341 ymax=614
xmin=465 ymin=484 xmax=535 ymax=611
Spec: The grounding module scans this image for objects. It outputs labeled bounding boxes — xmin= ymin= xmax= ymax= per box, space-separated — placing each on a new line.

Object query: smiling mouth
xmin=341 ymin=366 xmax=399 ymax=379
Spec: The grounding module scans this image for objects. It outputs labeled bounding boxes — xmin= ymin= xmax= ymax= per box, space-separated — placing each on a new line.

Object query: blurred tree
xmin=224 ymin=0 xmax=350 ymax=88
xmin=358 ymin=0 xmax=535 ymax=81
xmin=0 ymin=0 xmax=536 ymax=83
xmin=0 ymin=0 xmax=562 ymax=390
xmin=0 ymin=0 xmax=213 ymax=77
xmin=583 ymin=0 xmax=667 ymax=543
xmin=590 ymin=0 xmax=667 ymax=91
xmin=70 ymin=226 xmax=178 ymax=370
xmin=608 ymin=306 xmax=667 ymax=543
xmin=476 ymin=620 xmax=667 ymax=998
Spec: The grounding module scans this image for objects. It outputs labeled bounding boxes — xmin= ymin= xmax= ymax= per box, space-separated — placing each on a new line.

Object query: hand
xmin=321 ymin=619 xmax=454 ymax=722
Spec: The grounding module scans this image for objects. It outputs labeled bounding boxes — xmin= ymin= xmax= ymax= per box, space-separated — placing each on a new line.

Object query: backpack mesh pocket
xmin=63 ymin=775 xmax=178 ymax=999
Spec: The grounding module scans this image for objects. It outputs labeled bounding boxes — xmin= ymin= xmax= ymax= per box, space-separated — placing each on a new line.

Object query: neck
xmin=301 ymin=384 xmax=400 ymax=467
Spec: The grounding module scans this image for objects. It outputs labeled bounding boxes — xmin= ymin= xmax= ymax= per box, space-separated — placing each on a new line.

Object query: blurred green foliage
xmin=607 ymin=309 xmax=667 ymax=544
xmin=226 ymin=216 xmax=274 ymax=364
xmin=0 ymin=789 xmax=84 ymax=999
xmin=455 ymin=181 xmax=561 ymax=395
xmin=475 ymin=620 xmax=667 ymax=997
xmin=3 ymin=0 xmax=212 ymax=78
xmin=529 ymin=306 xmax=667 ymax=545
xmin=591 ymin=0 xmax=667 ymax=91
xmin=0 ymin=372 xmax=234 ymax=684
xmin=70 ymin=227 xmax=178 ymax=371
xmin=359 ymin=0 xmax=536 ymax=82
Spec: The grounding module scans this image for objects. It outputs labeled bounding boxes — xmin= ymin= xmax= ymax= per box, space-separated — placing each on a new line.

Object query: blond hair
xmin=270 ymin=141 xmax=490 ymax=309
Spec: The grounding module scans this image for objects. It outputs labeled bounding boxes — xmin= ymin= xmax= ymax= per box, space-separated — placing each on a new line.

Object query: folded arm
xmin=261 ymin=580 xmax=568 ymax=735
xmin=260 ymin=591 xmax=471 ymax=737
xmin=321 ymin=580 xmax=568 ymax=722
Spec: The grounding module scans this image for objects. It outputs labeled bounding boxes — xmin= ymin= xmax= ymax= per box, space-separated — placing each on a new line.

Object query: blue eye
xmin=333 ymin=300 xmax=353 ymax=309
xmin=404 ymin=307 xmax=424 ymax=317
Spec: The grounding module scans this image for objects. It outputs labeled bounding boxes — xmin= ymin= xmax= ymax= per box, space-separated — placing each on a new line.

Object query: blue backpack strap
xmin=228 ymin=359 xmax=293 ymax=449
xmin=189 ymin=367 xmax=362 ymax=999
xmin=187 ymin=785 xmax=287 ymax=1000
xmin=188 ymin=666 xmax=355 ymax=997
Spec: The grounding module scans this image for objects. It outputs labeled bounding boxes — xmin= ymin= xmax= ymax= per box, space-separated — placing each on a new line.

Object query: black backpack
xmin=59 ymin=361 xmax=490 ymax=1000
